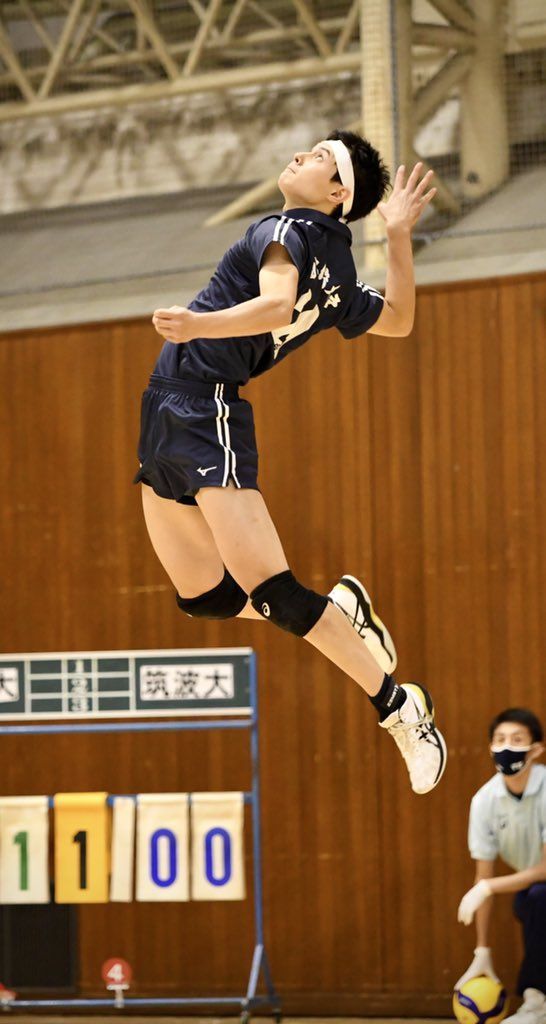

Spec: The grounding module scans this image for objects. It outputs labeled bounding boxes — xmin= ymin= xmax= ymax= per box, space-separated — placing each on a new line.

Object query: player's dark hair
xmin=488 ymin=707 xmax=544 ymax=744
xmin=326 ymin=128 xmax=390 ymax=223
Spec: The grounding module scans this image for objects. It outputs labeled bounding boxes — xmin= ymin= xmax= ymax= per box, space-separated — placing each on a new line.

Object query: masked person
xmin=456 ymin=708 xmax=546 ymax=1023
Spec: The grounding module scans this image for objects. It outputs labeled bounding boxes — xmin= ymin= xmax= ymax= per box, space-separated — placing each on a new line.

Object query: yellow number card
xmin=54 ymin=793 xmax=109 ymax=903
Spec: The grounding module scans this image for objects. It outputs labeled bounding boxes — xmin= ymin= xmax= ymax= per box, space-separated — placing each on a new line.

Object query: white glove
xmin=457 ymin=879 xmax=493 ymax=925
xmin=455 ymin=947 xmax=500 ymax=989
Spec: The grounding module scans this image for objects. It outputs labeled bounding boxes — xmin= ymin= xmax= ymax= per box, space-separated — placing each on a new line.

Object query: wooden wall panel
xmin=0 ymin=272 xmax=545 ymax=1014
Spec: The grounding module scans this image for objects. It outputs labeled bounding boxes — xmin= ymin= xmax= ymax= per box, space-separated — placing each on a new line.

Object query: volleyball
xmin=453 ymin=977 xmax=508 ymax=1024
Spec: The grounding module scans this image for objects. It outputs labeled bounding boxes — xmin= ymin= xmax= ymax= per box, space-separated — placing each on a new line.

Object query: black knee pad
xmin=250 ymin=570 xmax=328 ymax=637
xmin=176 ymin=569 xmax=247 ymax=620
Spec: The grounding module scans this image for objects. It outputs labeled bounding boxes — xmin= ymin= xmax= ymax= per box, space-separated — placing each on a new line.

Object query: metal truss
xmin=0 ymin=0 xmax=509 ymax=124
xmin=0 ymin=0 xmax=525 ymax=238
xmin=0 ymin=0 xmax=366 ymax=122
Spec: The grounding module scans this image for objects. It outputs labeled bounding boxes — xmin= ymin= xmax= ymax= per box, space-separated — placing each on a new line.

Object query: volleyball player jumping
xmin=136 ymin=129 xmax=446 ymax=794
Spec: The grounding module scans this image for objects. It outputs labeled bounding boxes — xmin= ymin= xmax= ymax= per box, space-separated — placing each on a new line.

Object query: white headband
xmin=320 ymin=138 xmax=355 ymax=218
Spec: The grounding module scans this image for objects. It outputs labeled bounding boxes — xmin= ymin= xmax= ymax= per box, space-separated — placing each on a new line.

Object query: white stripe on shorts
xmin=214 ymin=384 xmax=229 ymax=485
xmin=213 ymin=384 xmax=240 ymax=488
xmin=220 ymin=393 xmax=240 ymax=488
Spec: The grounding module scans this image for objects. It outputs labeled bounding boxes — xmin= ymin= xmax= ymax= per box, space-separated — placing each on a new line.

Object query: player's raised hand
xmin=377 ymin=162 xmax=436 ymax=232
xmin=152 ymin=305 xmax=195 ymax=343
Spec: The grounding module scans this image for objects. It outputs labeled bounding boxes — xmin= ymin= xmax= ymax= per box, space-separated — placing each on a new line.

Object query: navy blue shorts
xmin=134 ymin=375 xmax=259 ymax=505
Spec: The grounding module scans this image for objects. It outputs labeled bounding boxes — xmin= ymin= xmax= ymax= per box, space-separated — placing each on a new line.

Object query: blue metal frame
xmin=0 ymin=649 xmax=280 ymax=1019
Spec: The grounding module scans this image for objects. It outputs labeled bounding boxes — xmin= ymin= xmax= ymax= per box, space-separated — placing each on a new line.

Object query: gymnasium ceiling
xmin=0 ymin=0 xmax=369 ymax=121
xmin=1 ymin=1 xmax=544 ymax=123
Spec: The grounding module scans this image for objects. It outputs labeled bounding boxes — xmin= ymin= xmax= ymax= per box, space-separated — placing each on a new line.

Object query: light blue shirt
xmin=468 ymin=764 xmax=546 ymax=870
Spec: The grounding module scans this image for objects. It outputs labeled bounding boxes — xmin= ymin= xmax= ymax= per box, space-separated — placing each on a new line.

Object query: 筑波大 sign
xmin=0 ymin=648 xmax=253 ymax=720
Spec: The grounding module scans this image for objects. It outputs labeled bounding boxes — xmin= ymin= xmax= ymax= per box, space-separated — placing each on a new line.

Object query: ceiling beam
xmin=125 ymin=0 xmax=179 ymax=81
xmin=290 ymin=0 xmax=331 ymax=57
xmin=221 ymin=0 xmax=249 ymax=43
xmin=335 ymin=0 xmax=359 ymax=55
xmin=183 ymin=0 xmax=224 ymax=76
xmin=248 ymin=1 xmax=285 ymax=32
xmin=67 ymin=0 xmax=102 ymax=62
xmin=412 ymin=22 xmax=476 ymax=50
xmin=0 ymin=50 xmax=362 ymax=123
xmin=0 ymin=15 xmax=36 ymax=101
xmin=0 ymin=17 xmax=351 ymax=89
xmin=37 ymin=0 xmax=86 ymax=99
xmin=189 ymin=0 xmax=223 ymax=36
xmin=16 ymin=0 xmax=55 ymax=55
xmin=413 ymin=51 xmax=472 ymax=127
xmin=71 ymin=5 xmax=126 ymax=58
xmin=426 ymin=0 xmax=477 ymax=34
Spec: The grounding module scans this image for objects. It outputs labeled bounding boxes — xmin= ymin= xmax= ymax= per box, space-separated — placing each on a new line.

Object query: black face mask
xmin=491 ymin=745 xmax=532 ymax=777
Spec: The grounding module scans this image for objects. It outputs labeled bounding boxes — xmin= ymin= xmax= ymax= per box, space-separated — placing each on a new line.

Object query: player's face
xmin=490 ymin=722 xmax=533 ymax=749
xmin=278 ymin=143 xmax=344 ymax=210
xmin=490 ymin=721 xmax=544 ymax=772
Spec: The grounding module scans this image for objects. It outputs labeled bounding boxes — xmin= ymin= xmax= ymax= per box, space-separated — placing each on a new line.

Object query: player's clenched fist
xmin=152 ymin=306 xmax=196 ymax=343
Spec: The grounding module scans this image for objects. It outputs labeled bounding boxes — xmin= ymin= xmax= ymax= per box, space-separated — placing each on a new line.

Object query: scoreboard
xmin=0 ymin=648 xmax=252 ymax=720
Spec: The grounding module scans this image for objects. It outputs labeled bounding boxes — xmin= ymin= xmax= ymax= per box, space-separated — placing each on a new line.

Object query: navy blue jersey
xmin=154 ymin=207 xmax=384 ymax=386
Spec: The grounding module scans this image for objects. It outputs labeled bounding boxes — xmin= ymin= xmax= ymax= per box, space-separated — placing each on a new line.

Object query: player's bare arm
xmin=458 ymin=847 xmax=546 ymax=925
xmin=474 ymin=859 xmax=496 ymax=947
xmin=368 ymin=162 xmax=436 ymax=338
xmin=487 ymin=845 xmax=546 ymax=895
xmin=152 ymin=243 xmax=297 ymax=343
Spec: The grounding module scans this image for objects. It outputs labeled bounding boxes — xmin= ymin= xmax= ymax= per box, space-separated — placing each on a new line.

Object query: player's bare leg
xmin=141 ymin=488 xmax=396 ymax=642
xmin=141 ymin=484 xmax=262 ymax=619
xmin=196 ymin=485 xmax=386 ymax=696
xmin=142 ymin=485 xmax=398 ymax=687
xmin=143 ymin=484 xmax=446 ymax=792
xmin=196 ymin=485 xmax=446 ymax=793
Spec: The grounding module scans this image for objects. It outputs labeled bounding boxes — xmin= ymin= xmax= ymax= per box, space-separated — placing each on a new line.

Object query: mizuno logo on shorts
xmin=197 ymin=466 xmax=217 ymax=476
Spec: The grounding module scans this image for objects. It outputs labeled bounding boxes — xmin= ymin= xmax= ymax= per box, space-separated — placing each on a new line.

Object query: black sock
xmin=369 ymin=674 xmax=406 ymax=721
